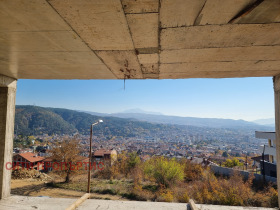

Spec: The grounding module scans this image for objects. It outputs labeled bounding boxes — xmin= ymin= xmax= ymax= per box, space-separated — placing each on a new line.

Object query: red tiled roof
xmin=43 ymin=157 xmax=53 ymax=162
xmin=43 ymin=156 xmax=89 ymax=162
xmin=16 ymin=152 xmax=44 ymax=163
xmin=94 ymin=149 xmax=113 ymax=156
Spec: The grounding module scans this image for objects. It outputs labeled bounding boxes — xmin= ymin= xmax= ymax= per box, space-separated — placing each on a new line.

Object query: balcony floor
xmin=0 ymin=195 xmax=275 ymax=210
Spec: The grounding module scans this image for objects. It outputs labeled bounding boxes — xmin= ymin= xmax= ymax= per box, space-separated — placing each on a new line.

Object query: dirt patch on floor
xmin=11 ymin=179 xmax=127 ymax=200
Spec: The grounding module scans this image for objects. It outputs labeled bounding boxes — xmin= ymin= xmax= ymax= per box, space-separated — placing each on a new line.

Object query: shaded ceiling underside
xmin=0 ymin=0 xmax=280 ymax=79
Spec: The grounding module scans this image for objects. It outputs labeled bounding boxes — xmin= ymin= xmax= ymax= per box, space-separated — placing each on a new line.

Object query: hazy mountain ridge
xmin=15 ymin=105 xmax=273 ymax=136
xmin=109 ymin=111 xmax=274 ymax=129
xmin=252 ymin=118 xmax=275 ymax=127
xmin=118 ymin=108 xmax=163 ymax=115
xmin=80 ymin=109 xmax=272 ymax=129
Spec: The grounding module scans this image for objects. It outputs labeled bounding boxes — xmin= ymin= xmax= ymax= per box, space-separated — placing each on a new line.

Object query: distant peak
xmin=252 ymin=118 xmax=275 ymax=126
xmin=119 ymin=108 xmax=163 ymax=115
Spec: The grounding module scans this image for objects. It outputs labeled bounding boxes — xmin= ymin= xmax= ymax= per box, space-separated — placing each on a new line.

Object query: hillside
xmin=15 ymin=106 xmax=77 ymax=135
xmin=15 ymin=106 xmax=182 ymax=136
xmin=15 ymin=105 xmax=273 ymax=137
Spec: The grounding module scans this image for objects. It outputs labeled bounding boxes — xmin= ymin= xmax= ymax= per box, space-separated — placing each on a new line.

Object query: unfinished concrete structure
xmin=0 ymin=0 xmax=280 ymax=205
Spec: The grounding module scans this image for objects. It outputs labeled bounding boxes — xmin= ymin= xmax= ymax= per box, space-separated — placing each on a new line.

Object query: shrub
xmin=184 ymin=161 xmax=204 ymax=181
xmin=191 ymin=171 xmax=254 ymax=206
xmin=127 ymin=152 xmax=141 ymax=171
xmin=157 ymin=188 xmax=174 ymax=202
xmin=174 ymin=186 xmax=189 ymax=203
xmin=144 ymin=157 xmax=184 ymax=187
xmin=223 ymin=158 xmax=243 ymax=168
xmin=267 ymin=187 xmax=278 ymax=207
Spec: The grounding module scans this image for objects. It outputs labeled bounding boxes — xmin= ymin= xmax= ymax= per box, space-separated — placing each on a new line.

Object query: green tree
xmin=144 ymin=157 xmax=184 ymax=187
xmin=224 ymin=158 xmax=243 ymax=168
xmin=127 ymin=152 xmax=140 ymax=171
xmin=222 ymin=151 xmax=229 ymax=158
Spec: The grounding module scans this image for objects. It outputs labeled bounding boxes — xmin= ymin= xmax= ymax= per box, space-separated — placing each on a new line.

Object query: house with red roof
xmin=13 ymin=152 xmax=45 ymax=170
xmin=93 ymin=149 xmax=117 ymax=165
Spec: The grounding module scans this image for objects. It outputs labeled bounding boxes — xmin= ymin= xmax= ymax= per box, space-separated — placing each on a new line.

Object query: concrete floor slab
xmin=0 ymin=196 xmax=276 ymax=210
xmin=0 ymin=195 xmax=76 ymax=210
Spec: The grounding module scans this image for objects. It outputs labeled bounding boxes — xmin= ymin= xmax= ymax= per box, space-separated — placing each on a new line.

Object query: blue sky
xmin=16 ymin=77 xmax=274 ymax=121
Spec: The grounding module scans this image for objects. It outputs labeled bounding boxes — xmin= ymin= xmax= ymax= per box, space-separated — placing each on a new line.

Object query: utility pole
xmin=262 ymin=145 xmax=266 ymax=183
xmin=245 ymin=155 xmax=248 ymax=170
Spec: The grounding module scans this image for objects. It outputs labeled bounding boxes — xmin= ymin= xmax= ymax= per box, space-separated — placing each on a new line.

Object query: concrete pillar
xmin=0 ymin=75 xmax=17 ymax=199
xmin=274 ymin=75 xmax=280 ymax=206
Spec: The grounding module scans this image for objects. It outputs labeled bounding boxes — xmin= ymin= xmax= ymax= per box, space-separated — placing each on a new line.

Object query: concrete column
xmin=0 ymin=75 xmax=17 ymax=199
xmin=274 ymin=75 xmax=280 ymax=206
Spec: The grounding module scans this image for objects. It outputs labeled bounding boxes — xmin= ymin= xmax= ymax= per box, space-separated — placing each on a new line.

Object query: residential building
xmin=255 ymin=131 xmax=277 ymax=177
xmin=255 ymin=131 xmax=276 ymax=163
xmin=93 ymin=149 xmax=117 ymax=165
xmin=13 ymin=152 xmax=44 ymax=170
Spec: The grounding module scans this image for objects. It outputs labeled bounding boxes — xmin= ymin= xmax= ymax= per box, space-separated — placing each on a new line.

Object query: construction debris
xmin=12 ymin=169 xmax=52 ymax=181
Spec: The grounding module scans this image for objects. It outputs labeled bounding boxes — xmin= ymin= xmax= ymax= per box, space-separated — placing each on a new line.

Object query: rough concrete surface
xmin=1 ymin=0 xmax=280 ymax=79
xmin=0 ymin=195 xmax=277 ymax=210
xmin=0 ymin=195 xmax=75 ymax=210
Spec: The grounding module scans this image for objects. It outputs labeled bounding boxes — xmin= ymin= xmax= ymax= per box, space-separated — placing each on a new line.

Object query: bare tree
xmin=49 ymin=137 xmax=81 ymax=183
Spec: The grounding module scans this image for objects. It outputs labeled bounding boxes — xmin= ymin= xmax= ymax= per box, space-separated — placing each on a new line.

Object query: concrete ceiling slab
xmin=95 ymin=51 xmax=143 ymax=79
xmin=0 ymin=52 xmax=105 ymax=66
xmin=234 ymin=0 xmax=280 ymax=24
xmin=121 ymin=0 xmax=159 ymax=14
xmin=0 ymin=31 xmax=90 ymax=52
xmin=48 ymin=0 xmax=134 ymax=51
xmin=138 ymin=53 xmax=159 ymax=77
xmin=0 ymin=0 xmax=116 ymax=79
xmin=126 ymin=13 xmax=158 ymax=50
xmin=196 ymin=0 xmax=256 ymax=25
xmin=1 ymin=0 xmax=280 ymax=80
xmin=160 ymin=0 xmax=206 ymax=27
xmin=0 ymin=0 xmax=70 ymax=32
xmin=138 ymin=54 xmax=158 ymax=64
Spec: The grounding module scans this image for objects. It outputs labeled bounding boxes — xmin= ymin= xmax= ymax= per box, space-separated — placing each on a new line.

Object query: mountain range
xmin=82 ymin=109 xmax=275 ymax=129
xmin=15 ymin=105 xmax=274 ymax=136
xmin=15 ymin=106 xmax=182 ymax=136
xmin=252 ymin=118 xmax=275 ymax=127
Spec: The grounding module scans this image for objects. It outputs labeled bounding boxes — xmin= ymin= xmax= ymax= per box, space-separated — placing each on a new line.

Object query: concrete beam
xmin=160 ymin=61 xmax=280 ymax=76
xmin=160 ymin=70 xmax=280 ymax=79
xmin=161 ymin=23 xmax=280 ymax=50
xmin=160 ymin=46 xmax=280 ymax=64
xmin=0 ymin=75 xmax=17 ymax=88
xmin=0 ymin=75 xmax=17 ymax=199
